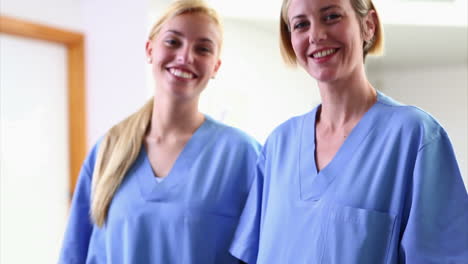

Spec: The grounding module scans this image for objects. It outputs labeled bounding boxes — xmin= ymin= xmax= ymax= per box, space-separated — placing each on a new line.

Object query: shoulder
xmin=265 ymin=108 xmax=316 ymax=146
xmin=376 ymin=91 xmax=446 ymax=148
xmin=205 ymin=115 xmax=261 ymax=153
xmin=81 ymin=137 xmax=104 ymax=176
xmin=273 ymin=113 xmax=308 ymax=136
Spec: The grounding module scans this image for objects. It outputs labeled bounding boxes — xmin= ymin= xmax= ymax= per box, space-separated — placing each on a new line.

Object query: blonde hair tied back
xmin=91 ymin=99 xmax=153 ymax=226
xmin=148 ymin=0 xmax=223 ymax=47
xmin=90 ymin=0 xmax=223 ymax=227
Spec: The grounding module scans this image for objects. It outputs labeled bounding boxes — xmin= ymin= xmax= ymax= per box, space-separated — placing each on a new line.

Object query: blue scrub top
xmin=59 ymin=115 xmax=260 ymax=264
xmin=230 ymin=91 xmax=468 ymax=264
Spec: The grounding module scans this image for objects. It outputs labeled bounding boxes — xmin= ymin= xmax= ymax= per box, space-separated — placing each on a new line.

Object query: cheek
xmin=350 ymin=35 xmax=365 ymax=58
xmin=205 ymin=59 xmax=219 ymax=74
xmin=153 ymin=57 xmax=163 ymax=70
xmin=152 ymin=55 xmax=169 ymax=76
xmin=347 ymin=26 xmax=364 ymax=49
xmin=290 ymin=36 xmax=305 ymax=59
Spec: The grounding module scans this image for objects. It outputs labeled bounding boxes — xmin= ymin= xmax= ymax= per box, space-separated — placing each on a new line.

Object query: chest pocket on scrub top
xmin=320 ymin=205 xmax=396 ymax=264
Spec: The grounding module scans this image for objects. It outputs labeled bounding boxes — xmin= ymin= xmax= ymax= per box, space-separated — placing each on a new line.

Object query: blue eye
xmin=198 ymin=47 xmax=212 ymax=53
xmin=164 ymin=39 xmax=179 ymax=46
xmin=293 ymin=21 xmax=310 ymax=30
xmin=324 ymin=14 xmax=341 ymax=22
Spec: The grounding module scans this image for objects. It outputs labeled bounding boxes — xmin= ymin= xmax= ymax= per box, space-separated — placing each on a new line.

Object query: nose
xmin=309 ymin=23 xmax=327 ymax=44
xmin=176 ymin=45 xmax=194 ymax=64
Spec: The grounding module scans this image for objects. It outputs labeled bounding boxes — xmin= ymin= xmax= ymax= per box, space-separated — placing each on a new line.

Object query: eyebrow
xmin=165 ymin=30 xmax=215 ymax=45
xmin=166 ymin=30 xmax=183 ymax=37
xmin=291 ymin=4 xmax=341 ymax=20
xmin=320 ymin=5 xmax=340 ymax=12
xmin=291 ymin=14 xmax=306 ymax=21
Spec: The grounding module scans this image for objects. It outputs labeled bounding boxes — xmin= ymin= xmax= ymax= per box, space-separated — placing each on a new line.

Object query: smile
xmin=168 ymin=68 xmax=196 ymax=79
xmin=311 ymin=48 xmax=338 ymax=59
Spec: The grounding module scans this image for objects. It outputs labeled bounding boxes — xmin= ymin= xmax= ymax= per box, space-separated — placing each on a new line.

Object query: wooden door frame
xmin=0 ymin=15 xmax=86 ymax=198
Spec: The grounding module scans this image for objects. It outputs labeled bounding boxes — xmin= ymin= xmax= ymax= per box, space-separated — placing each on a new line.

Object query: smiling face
xmin=287 ymin=0 xmax=375 ymax=83
xmin=146 ymin=12 xmax=222 ymax=101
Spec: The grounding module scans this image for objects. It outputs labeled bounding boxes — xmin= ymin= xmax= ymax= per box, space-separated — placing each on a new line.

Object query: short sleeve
xmin=400 ymin=131 xmax=468 ymax=263
xmin=58 ymin=144 xmax=99 ymax=264
xmin=230 ymin=153 xmax=265 ymax=264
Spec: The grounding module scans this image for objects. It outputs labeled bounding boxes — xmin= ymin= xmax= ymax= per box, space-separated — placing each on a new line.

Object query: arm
xmin=58 ymin=146 xmax=98 ymax=264
xmin=400 ymin=132 xmax=468 ymax=263
xmin=230 ymin=153 xmax=265 ymax=264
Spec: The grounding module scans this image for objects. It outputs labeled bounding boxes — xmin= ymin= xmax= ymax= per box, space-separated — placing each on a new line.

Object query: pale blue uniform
xmin=230 ymin=92 xmax=468 ymax=264
xmin=59 ymin=115 xmax=260 ymax=264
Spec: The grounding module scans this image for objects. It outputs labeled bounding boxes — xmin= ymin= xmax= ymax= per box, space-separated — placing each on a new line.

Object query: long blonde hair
xmin=90 ymin=0 xmax=223 ymax=227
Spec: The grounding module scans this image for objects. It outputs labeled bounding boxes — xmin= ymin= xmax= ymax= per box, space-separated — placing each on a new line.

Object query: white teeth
xmin=169 ymin=68 xmax=194 ymax=79
xmin=313 ymin=49 xmax=336 ymax=58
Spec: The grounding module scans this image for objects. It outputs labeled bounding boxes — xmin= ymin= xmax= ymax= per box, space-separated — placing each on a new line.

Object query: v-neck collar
xmin=298 ymin=92 xmax=386 ymax=201
xmin=137 ymin=115 xmax=220 ymax=201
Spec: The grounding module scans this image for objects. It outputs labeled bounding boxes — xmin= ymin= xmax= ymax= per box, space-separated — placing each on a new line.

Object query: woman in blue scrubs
xmin=230 ymin=0 xmax=468 ymax=263
xmin=59 ymin=1 xmax=260 ymax=263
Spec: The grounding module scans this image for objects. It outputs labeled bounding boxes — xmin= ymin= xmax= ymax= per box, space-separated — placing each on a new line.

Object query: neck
xmin=316 ymin=69 xmax=376 ymax=129
xmin=147 ymin=93 xmax=204 ymax=141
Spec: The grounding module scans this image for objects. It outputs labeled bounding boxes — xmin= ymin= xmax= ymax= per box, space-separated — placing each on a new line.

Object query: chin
xmin=169 ymin=87 xmax=202 ymax=102
xmin=309 ymin=70 xmax=337 ymax=83
xmin=170 ymin=89 xmax=194 ymax=99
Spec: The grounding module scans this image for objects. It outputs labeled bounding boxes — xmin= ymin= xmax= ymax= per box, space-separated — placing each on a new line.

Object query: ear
xmin=363 ymin=10 xmax=377 ymax=42
xmin=145 ymin=40 xmax=153 ymax=59
xmin=212 ymin=59 xmax=222 ymax=78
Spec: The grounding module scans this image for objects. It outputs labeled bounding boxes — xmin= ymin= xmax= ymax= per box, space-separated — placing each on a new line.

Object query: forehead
xmin=288 ymin=0 xmax=351 ymax=17
xmin=159 ymin=13 xmax=221 ymax=43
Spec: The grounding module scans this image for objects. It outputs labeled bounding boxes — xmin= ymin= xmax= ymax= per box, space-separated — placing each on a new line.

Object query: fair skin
xmin=288 ymin=0 xmax=377 ymax=171
xmin=144 ymin=12 xmax=222 ymax=178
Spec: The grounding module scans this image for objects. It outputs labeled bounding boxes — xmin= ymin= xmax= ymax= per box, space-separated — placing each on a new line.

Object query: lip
xmin=308 ymin=47 xmax=339 ymax=64
xmin=166 ymin=66 xmax=198 ymax=80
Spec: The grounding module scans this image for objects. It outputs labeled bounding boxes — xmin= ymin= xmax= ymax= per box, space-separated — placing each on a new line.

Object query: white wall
xmin=0 ymin=1 xmax=80 ymax=263
xmin=1 ymin=0 xmax=151 ymax=148
xmin=83 ymin=0 xmax=150 ymax=147
xmin=0 ymin=34 xmax=69 ymax=264
xmin=368 ymin=64 xmax=468 ymax=188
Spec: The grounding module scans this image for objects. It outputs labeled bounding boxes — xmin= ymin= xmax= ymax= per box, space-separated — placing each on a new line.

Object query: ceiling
xmin=366 ymin=24 xmax=467 ymax=68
